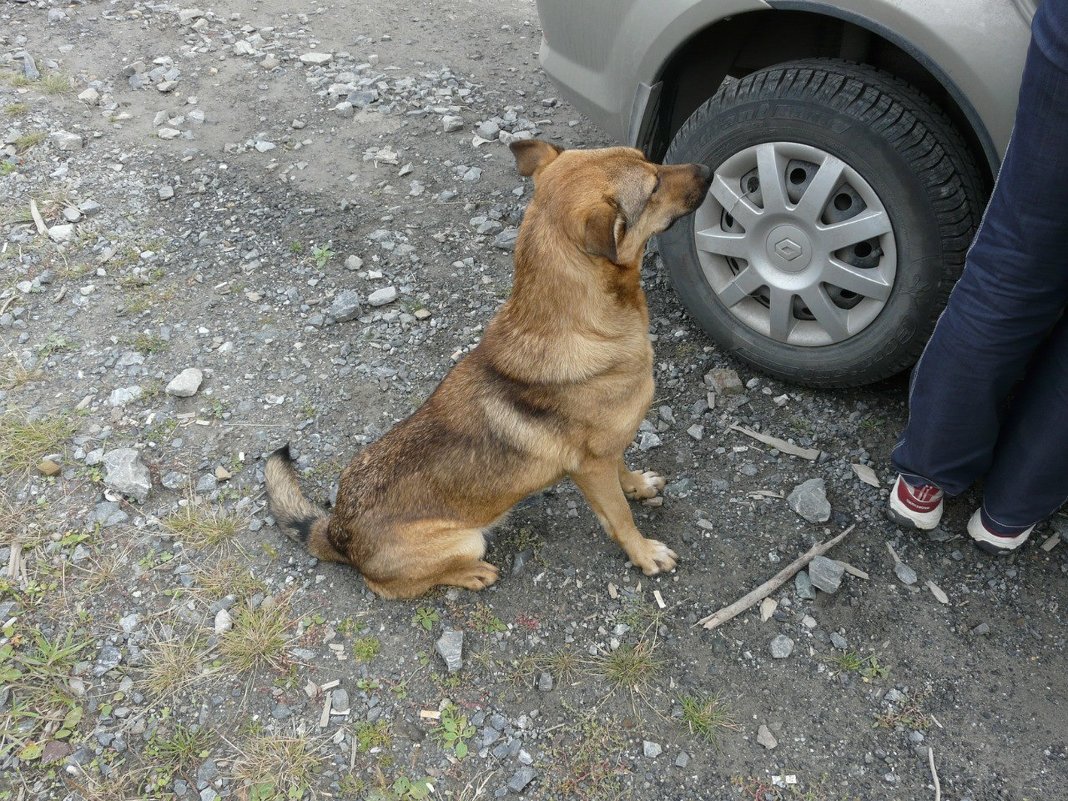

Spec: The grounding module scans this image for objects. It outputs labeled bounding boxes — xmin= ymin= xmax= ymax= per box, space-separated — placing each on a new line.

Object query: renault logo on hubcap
xmin=775 ymin=237 xmax=802 ymax=261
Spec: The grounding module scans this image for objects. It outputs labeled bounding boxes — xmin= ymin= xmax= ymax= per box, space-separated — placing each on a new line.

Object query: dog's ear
xmin=584 ymin=202 xmax=623 ymax=263
xmin=510 ymin=139 xmax=563 ymax=177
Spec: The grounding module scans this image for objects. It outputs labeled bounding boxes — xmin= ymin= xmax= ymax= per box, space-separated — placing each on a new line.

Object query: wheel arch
xmin=641 ymin=5 xmax=996 ymax=190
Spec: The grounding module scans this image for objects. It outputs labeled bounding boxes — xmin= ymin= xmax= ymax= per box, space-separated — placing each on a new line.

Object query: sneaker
xmin=887 ymin=474 xmax=944 ymax=530
xmin=967 ymin=508 xmax=1034 ymax=554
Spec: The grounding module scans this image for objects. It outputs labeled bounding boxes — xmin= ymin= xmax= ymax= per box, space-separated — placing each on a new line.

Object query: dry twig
xmin=928 ymin=747 xmax=941 ymax=801
xmin=697 ymin=525 xmax=855 ymax=629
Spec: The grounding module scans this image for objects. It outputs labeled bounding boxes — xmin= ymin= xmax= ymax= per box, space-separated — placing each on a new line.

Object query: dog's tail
xmin=264 ymin=444 xmax=346 ymax=563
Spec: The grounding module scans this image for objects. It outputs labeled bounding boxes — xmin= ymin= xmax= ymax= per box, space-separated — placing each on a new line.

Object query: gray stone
xmin=195 ymin=474 xmax=217 ymax=494
xmin=971 ymin=622 xmax=990 ymax=636
xmin=328 ymin=290 xmax=362 ymax=322
xmin=643 ymin=740 xmax=662 ymax=758
xmin=78 ymin=87 xmax=100 ymax=106
xmin=787 ymin=478 xmax=831 ymax=523
xmin=894 ymin=561 xmax=918 ymax=586
xmin=108 ymin=386 xmax=143 ymax=406
xmin=507 ymin=766 xmax=536 ymax=793
xmin=442 ymin=115 xmax=464 ymax=132
xmin=638 ymin=432 xmax=661 ymax=451
xmin=537 ymin=672 xmax=553 ymax=692
xmin=756 ymin=725 xmax=778 ymax=750
xmin=162 ymin=471 xmax=186 ymax=490
xmin=476 ymin=120 xmax=500 ymax=139
xmin=675 ymin=751 xmax=690 ymax=768
xmin=493 ymin=227 xmax=519 ymax=251
xmin=686 ymin=424 xmax=704 ymax=441
xmin=462 ymin=167 xmax=482 ymax=182
xmin=368 ymin=286 xmax=398 ymax=307
xmin=885 ymin=688 xmax=906 ymax=703
xmin=119 ymin=614 xmax=140 ymax=634
xmin=103 ymin=448 xmax=151 ymax=502
xmin=158 ymin=185 xmax=175 ymax=201
xmin=830 ymin=632 xmax=849 ymax=650
xmin=808 ymin=556 xmax=845 ymax=593
xmin=706 ymin=367 xmax=743 ymax=395
xmin=92 ymin=501 xmax=128 ymax=528
xmin=435 ymin=629 xmax=463 ymax=673
xmin=769 ymin=634 xmax=794 ymax=659
xmin=166 ymin=368 xmax=203 ymax=397
xmin=94 ymin=644 xmax=122 ymax=676
xmin=795 ymin=570 xmax=816 ymax=600
xmin=50 ymin=130 xmax=82 ymax=151
xmin=331 ymin=689 xmax=349 ymax=713
xmin=345 ymin=255 xmax=363 ymax=271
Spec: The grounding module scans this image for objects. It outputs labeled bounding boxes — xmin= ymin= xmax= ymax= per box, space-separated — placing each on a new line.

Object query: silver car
xmin=536 ymin=0 xmax=1034 ymax=386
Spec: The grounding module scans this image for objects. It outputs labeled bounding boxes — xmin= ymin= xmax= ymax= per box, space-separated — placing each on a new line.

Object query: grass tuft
xmin=679 ymin=693 xmax=739 ymax=746
xmin=3 ymin=102 xmax=29 ymax=116
xmin=593 ymin=641 xmax=662 ymax=692
xmin=163 ymin=502 xmax=243 ymax=549
xmin=219 ymin=599 xmax=294 ymax=674
xmin=13 ymin=131 xmax=45 ymax=153
xmin=231 ymin=730 xmax=324 ymax=801
xmin=0 ymin=410 xmax=73 ymax=475
xmin=141 ymin=628 xmax=212 ymax=697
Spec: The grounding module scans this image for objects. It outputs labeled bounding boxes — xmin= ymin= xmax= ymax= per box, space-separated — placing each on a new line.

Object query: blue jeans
xmin=891 ymin=1 xmax=1068 ymax=528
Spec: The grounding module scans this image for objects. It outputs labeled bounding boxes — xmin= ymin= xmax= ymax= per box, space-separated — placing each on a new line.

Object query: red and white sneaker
xmin=967 ymin=508 xmax=1034 ymax=554
xmin=886 ymin=474 xmax=944 ymax=530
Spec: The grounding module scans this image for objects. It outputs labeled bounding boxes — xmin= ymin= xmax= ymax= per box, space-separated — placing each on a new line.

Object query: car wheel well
xmin=647 ymin=9 xmax=993 ymax=189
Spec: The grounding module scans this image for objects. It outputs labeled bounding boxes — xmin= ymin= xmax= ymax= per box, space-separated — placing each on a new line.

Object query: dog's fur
xmin=265 ymin=141 xmax=712 ymax=598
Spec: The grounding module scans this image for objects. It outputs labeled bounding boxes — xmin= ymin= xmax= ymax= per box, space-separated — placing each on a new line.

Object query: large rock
xmin=706 ymin=367 xmax=743 ymax=395
xmin=787 ymin=478 xmax=831 ymax=523
xmin=435 ymin=629 xmax=463 ymax=673
xmin=103 ymin=448 xmax=152 ymax=502
xmin=166 ymin=368 xmax=203 ymax=397
xmin=328 ymin=290 xmax=362 ymax=322
xmin=808 ymin=556 xmax=845 ymax=593
xmin=769 ymin=634 xmax=794 ymax=659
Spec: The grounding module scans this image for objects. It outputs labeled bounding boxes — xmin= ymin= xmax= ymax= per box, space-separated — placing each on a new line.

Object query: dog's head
xmin=510 ymin=140 xmax=712 ymax=266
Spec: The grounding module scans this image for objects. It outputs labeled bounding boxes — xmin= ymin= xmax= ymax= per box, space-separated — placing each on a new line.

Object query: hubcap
xmin=691 ymin=142 xmax=897 ymax=346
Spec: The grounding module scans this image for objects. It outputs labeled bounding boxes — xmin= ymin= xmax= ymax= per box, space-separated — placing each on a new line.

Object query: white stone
xmin=214 ymin=609 xmax=233 ymax=635
xmin=166 ymin=368 xmax=203 ymax=398
xmin=48 ymin=224 xmax=74 ymax=243
xmin=78 ymin=88 xmax=99 ymax=105
xmin=50 ymin=130 xmax=82 ymax=151
xmin=367 ymin=286 xmax=398 ymax=307
xmin=157 ymin=127 xmax=181 ymax=140
xmin=299 ymin=52 xmax=333 ymax=65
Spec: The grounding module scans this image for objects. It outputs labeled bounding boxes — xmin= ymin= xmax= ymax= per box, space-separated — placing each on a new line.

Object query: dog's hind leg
xmin=360 ymin=525 xmax=500 ymax=599
xmin=573 ymin=459 xmax=677 ymax=576
xmin=617 ymin=458 xmax=666 ymax=500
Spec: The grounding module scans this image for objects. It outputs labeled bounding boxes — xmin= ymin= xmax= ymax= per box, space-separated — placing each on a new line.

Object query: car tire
xmin=657 ymin=58 xmax=986 ymax=387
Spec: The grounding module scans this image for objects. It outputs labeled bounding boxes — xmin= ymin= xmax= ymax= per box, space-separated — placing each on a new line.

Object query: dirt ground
xmin=2 ymin=2 xmax=1067 ymax=800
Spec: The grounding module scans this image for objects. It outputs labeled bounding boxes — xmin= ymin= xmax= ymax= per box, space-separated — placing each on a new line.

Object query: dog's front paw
xmin=630 ymin=538 xmax=678 ymax=576
xmin=622 ymin=470 xmax=667 ymax=500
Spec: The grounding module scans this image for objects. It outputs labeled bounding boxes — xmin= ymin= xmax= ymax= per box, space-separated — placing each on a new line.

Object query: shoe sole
xmin=967 ymin=509 xmax=1032 ymax=554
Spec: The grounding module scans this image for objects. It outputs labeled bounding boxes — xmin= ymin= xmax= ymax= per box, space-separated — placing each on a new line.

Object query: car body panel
xmin=537 ymin=0 xmax=1034 ymax=169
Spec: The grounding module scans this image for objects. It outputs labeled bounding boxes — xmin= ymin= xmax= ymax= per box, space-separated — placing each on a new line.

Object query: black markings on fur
xmin=482 ymin=362 xmax=559 ymax=423
xmin=291 ymin=516 xmax=313 ymax=544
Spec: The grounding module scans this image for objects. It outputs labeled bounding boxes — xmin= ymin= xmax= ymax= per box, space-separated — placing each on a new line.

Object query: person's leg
xmin=891 ymin=31 xmax=1068 ymax=506
xmin=967 ymin=312 xmax=1068 ymax=551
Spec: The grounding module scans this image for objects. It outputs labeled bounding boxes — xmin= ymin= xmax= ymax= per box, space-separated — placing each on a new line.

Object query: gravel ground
xmin=2 ymin=2 xmax=1067 ymax=800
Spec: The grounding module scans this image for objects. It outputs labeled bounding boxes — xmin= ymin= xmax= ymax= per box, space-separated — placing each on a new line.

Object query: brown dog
xmin=265 ymin=141 xmax=712 ymax=598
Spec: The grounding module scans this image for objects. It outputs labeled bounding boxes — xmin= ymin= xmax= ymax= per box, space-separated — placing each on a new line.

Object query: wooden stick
xmin=928 ymin=747 xmax=941 ymax=801
xmin=697 ymin=524 xmax=855 ymax=630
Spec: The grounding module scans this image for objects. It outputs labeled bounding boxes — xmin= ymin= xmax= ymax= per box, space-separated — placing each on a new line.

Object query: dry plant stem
xmin=697 ymin=524 xmax=855 ymax=629
xmin=928 ymin=747 xmax=941 ymax=801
